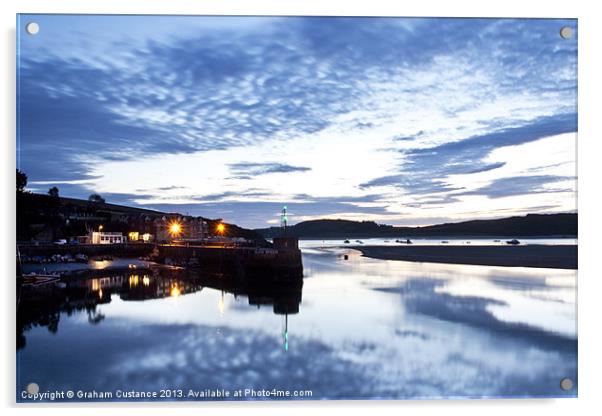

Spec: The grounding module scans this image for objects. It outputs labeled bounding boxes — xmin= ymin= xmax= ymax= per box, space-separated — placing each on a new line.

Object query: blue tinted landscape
xmin=17 ymin=15 xmax=577 ymax=401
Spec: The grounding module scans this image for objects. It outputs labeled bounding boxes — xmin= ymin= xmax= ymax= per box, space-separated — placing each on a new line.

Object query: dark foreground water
xmin=17 ymin=244 xmax=577 ymax=401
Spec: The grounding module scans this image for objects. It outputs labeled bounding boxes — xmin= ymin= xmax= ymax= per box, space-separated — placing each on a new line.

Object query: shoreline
xmin=293 ymin=236 xmax=577 ymax=241
xmin=353 ymin=245 xmax=577 ymax=270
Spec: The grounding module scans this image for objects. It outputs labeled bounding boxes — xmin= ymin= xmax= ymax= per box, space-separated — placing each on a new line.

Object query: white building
xmin=91 ymin=231 xmax=126 ymax=244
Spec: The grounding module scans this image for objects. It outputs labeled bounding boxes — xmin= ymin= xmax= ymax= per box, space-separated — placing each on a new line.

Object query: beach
xmin=354 ymin=244 xmax=577 ymax=269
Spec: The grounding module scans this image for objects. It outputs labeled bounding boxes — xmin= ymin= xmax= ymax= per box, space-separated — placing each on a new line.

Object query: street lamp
xmin=98 ymin=225 xmax=104 ymax=232
xmin=169 ymin=221 xmax=182 ymax=238
xmin=216 ymin=223 xmax=225 ymax=236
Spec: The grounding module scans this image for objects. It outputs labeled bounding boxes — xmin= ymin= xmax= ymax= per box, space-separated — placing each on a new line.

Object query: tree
xmin=88 ymin=193 xmax=106 ymax=204
xmin=48 ymin=186 xmax=59 ymax=198
xmin=16 ymin=169 xmax=27 ymax=192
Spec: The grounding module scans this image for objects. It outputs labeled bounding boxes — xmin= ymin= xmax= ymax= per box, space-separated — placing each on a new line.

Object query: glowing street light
xmin=169 ymin=221 xmax=182 ymax=238
xmin=98 ymin=225 xmax=104 ymax=232
xmin=216 ymin=223 xmax=225 ymax=236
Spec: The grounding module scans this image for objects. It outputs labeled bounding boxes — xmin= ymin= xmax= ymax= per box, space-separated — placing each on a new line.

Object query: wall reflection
xmin=17 ymin=266 xmax=303 ymax=350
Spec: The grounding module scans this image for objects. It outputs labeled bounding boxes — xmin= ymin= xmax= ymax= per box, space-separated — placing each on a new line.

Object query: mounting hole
xmin=560 ymin=377 xmax=574 ymax=391
xmin=559 ymin=26 xmax=573 ymax=39
xmin=26 ymin=382 xmax=39 ymax=394
xmin=25 ymin=22 xmax=40 ymax=35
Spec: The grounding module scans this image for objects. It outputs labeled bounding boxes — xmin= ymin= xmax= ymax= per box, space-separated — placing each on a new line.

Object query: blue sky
xmin=17 ymin=15 xmax=577 ymax=228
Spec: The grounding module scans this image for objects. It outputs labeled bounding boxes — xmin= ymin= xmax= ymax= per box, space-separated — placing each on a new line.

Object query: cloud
xmin=228 ymin=162 xmax=311 ymax=176
xmin=152 ymin=186 xmax=188 ymax=191
xmin=19 ymin=18 xmax=576 ymax=182
xmin=291 ymin=194 xmax=383 ymax=204
xmin=458 ymin=175 xmax=574 ymax=199
xmin=143 ymin=201 xmax=391 ymax=227
xmin=465 ymin=162 xmax=507 ymax=174
xmin=17 ymin=16 xmax=577 ymax=226
xmin=361 ymin=113 xmax=577 ymax=196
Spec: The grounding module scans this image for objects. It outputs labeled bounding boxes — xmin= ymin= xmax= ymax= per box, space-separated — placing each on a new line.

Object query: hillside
xmin=16 ymin=192 xmax=266 ymax=243
xmin=254 ymin=213 xmax=577 ymax=239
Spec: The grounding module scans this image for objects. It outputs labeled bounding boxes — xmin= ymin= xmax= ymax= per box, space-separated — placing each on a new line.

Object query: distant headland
xmin=254 ymin=213 xmax=577 ymax=239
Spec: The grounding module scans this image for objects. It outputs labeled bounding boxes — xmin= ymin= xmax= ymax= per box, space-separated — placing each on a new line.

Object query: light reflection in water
xmin=17 ymin=244 xmax=577 ymax=400
xmin=129 ymin=275 xmax=139 ymax=287
xmin=91 ymin=260 xmax=110 ymax=270
xmin=218 ymin=292 xmax=225 ymax=315
xmin=170 ymin=285 xmax=181 ymax=298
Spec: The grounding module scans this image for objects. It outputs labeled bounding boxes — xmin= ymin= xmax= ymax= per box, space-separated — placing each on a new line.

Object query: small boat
xmin=21 ymin=273 xmax=61 ymax=287
xmin=441 ymin=240 xmax=449 ymax=244
xmin=493 ymin=239 xmax=501 ymax=243
xmin=506 ymin=239 xmax=520 ymax=245
xmin=344 ymin=239 xmax=350 ymax=244
xmin=75 ymin=253 xmax=88 ymax=262
xmin=355 ymin=240 xmax=364 ymax=244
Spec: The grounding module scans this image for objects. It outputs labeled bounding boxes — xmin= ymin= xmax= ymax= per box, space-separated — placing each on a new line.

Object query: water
xmin=299 ymin=237 xmax=577 ymax=247
xmin=21 ymin=258 xmax=154 ymax=274
xmin=17 ymin=243 xmax=577 ymax=401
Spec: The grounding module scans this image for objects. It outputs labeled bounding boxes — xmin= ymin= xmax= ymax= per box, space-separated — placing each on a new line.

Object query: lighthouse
xmin=280 ymin=205 xmax=288 ymax=232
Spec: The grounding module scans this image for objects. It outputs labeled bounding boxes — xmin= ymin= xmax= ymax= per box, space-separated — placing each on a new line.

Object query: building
xmin=154 ymin=216 xmax=207 ymax=242
xmin=91 ymin=231 xmax=126 ymax=244
xmin=128 ymin=231 xmax=153 ymax=243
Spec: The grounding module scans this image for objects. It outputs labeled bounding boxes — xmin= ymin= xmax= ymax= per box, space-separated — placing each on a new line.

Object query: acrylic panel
xmin=16 ymin=15 xmax=578 ymax=402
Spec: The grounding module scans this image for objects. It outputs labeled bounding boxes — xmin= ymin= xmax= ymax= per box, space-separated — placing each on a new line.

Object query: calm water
xmin=17 ymin=243 xmax=577 ymax=401
xmin=299 ymin=237 xmax=578 ymax=247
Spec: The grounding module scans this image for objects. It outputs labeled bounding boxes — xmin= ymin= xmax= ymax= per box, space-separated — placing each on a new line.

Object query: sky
xmin=17 ymin=15 xmax=577 ymax=228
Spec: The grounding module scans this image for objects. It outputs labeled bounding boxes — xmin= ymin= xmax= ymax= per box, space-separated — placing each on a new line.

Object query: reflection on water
xmin=17 ymin=245 xmax=577 ymax=401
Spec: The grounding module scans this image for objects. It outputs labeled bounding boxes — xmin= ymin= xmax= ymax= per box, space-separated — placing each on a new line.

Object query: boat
xmin=21 ymin=273 xmax=61 ymax=287
xmin=17 ymin=246 xmax=61 ymax=307
xmin=506 ymin=239 xmax=520 ymax=245
xmin=493 ymin=239 xmax=501 ymax=242
xmin=441 ymin=240 xmax=449 ymax=244
xmin=344 ymin=239 xmax=350 ymax=244
xmin=355 ymin=240 xmax=364 ymax=244
xmin=75 ymin=253 xmax=89 ymax=262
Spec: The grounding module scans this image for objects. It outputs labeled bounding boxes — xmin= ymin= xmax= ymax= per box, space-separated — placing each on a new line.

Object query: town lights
xmin=216 ymin=223 xmax=225 ymax=235
xmin=169 ymin=222 xmax=182 ymax=237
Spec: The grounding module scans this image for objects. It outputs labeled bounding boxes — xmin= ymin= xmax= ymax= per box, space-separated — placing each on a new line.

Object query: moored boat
xmin=21 ymin=273 xmax=61 ymax=287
